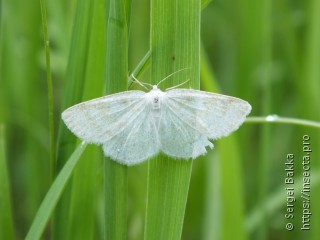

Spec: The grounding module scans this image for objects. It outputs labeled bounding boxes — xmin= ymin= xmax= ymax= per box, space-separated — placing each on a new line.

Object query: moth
xmin=62 ymin=73 xmax=251 ymax=165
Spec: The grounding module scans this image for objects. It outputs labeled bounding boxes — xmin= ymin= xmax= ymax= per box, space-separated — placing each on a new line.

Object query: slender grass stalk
xmin=129 ymin=50 xmax=151 ymax=86
xmin=246 ymin=116 xmax=320 ymax=128
xmin=144 ymin=0 xmax=200 ymax=239
xmin=40 ymin=0 xmax=55 ymax=182
xmin=0 ymin=125 xmax=14 ymax=240
xmin=25 ymin=142 xmax=87 ymax=240
xmin=105 ymin=0 xmax=131 ymax=239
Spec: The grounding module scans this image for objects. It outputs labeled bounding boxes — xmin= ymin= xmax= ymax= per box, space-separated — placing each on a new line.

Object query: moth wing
xmin=62 ymin=90 xmax=160 ymax=165
xmin=102 ymin=104 xmax=160 ymax=165
xmin=62 ymin=91 xmax=146 ymax=144
xmin=159 ymin=89 xmax=251 ymax=159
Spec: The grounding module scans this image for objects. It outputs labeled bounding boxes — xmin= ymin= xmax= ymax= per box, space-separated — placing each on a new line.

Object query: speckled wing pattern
xmin=159 ymin=89 xmax=251 ymax=159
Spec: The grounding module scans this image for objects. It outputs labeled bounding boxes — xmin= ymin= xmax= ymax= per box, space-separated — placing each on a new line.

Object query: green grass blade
xmin=67 ymin=146 xmax=102 ymax=240
xmin=105 ymin=160 xmax=128 ymax=239
xmin=0 ymin=125 xmax=14 ymax=240
xmin=200 ymin=46 xmax=247 ymax=240
xmin=218 ymin=137 xmax=247 ymax=240
xmin=104 ymin=0 xmax=131 ymax=239
xmin=25 ymin=142 xmax=87 ymax=240
xmin=54 ymin=0 xmax=94 ymax=238
xmin=40 ymin=0 xmax=55 ymax=182
xmin=144 ymin=0 xmax=200 ymax=239
xmin=56 ymin=0 xmax=93 ymax=170
xmin=128 ymin=0 xmax=211 ymax=89
xmin=233 ymin=0 xmax=273 ymax=240
xmin=66 ymin=0 xmax=107 ymax=239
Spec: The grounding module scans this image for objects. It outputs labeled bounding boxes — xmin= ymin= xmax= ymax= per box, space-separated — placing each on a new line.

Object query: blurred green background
xmin=0 ymin=0 xmax=319 ymax=240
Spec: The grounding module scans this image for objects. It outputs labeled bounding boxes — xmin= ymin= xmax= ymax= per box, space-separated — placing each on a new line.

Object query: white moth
xmin=62 ymin=74 xmax=251 ymax=166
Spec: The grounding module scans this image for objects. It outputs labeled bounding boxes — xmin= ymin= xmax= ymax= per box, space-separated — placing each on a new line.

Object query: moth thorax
xmin=152 ymin=96 xmax=160 ymax=109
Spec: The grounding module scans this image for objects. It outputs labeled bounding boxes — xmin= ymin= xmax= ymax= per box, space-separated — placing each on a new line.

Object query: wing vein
xmin=165 ymin=99 xmax=207 ymax=134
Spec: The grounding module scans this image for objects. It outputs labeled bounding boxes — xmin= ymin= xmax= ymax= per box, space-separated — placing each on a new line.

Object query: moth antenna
xmin=156 ymin=68 xmax=189 ymax=87
xmin=166 ymin=79 xmax=190 ymax=91
xmin=130 ymin=74 xmax=152 ymax=91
